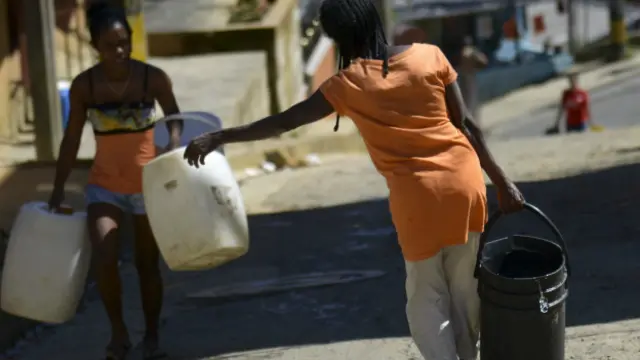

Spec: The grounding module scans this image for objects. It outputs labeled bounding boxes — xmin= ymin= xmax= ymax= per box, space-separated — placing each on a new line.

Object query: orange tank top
xmin=320 ymin=44 xmax=487 ymax=261
xmin=86 ymin=65 xmax=157 ymax=194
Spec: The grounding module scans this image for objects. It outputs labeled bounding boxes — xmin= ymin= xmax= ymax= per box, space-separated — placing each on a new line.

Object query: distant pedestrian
xmin=458 ymin=36 xmax=488 ymax=129
xmin=547 ymin=72 xmax=595 ymax=134
xmin=184 ymin=0 xmax=525 ymax=358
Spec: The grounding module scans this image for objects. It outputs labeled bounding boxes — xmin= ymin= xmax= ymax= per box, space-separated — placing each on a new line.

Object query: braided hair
xmin=86 ymin=2 xmax=132 ymax=46
xmin=319 ymin=0 xmax=389 ymax=131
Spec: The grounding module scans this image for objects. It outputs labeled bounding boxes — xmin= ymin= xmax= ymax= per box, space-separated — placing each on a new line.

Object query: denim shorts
xmin=85 ymin=184 xmax=146 ymax=215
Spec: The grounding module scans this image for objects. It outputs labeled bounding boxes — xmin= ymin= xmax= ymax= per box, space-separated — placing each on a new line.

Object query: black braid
xmin=319 ymin=0 xmax=389 ymax=131
xmin=86 ymin=2 xmax=132 ymax=45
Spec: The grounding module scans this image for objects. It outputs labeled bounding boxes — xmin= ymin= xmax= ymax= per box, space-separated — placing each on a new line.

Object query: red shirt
xmin=562 ymin=88 xmax=590 ymax=126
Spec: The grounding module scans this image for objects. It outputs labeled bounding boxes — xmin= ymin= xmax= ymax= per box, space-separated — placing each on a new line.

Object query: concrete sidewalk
xmin=481 ymin=55 xmax=640 ymax=131
xmin=3 ymin=55 xmax=640 ymax=172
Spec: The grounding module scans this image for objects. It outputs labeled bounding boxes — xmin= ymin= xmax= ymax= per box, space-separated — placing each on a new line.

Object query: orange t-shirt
xmin=320 ymin=44 xmax=487 ymax=261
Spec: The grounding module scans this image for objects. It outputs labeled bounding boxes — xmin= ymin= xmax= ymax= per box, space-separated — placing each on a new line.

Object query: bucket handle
xmin=474 ymin=202 xmax=571 ymax=278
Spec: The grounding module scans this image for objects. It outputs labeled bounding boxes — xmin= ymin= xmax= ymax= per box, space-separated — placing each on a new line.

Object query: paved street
xmin=7 ymin=125 xmax=640 ymax=359
xmin=489 ymin=73 xmax=640 ymax=139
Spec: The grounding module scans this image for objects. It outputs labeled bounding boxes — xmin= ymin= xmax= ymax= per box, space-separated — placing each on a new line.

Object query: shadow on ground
xmin=156 ymin=162 xmax=640 ymax=359
xmin=1 ymin=161 xmax=639 ymax=359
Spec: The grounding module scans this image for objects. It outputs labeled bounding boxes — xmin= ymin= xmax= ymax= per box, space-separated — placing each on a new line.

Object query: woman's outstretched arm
xmin=445 ymin=81 xmax=525 ymax=213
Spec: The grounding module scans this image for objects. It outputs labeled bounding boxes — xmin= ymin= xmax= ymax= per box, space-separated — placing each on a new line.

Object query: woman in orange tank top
xmin=47 ymin=3 xmax=182 ymax=359
xmin=185 ymin=0 xmax=524 ymax=358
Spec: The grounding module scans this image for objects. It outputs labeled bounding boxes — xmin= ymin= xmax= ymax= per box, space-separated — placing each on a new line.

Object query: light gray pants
xmin=405 ymin=233 xmax=481 ymax=360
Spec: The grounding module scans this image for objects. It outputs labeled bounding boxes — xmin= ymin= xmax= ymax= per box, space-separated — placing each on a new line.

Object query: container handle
xmin=154 ymin=112 xmax=221 ymax=127
xmin=154 ymin=112 xmax=224 ymax=153
xmin=474 ymin=202 xmax=571 ymax=278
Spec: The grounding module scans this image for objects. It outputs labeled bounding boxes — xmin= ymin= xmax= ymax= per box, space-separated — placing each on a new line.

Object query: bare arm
xmin=52 ymin=78 xmax=87 ymax=192
xmin=554 ymin=106 xmax=564 ymax=129
xmin=220 ymin=90 xmax=334 ymax=144
xmin=445 ymin=81 xmax=509 ymax=188
xmin=184 ymin=86 xmax=335 ymax=167
xmin=464 ymin=46 xmax=488 ymax=69
xmin=472 ymin=50 xmax=489 ymax=69
xmin=584 ymin=92 xmax=593 ymax=126
xmin=152 ymin=67 xmax=183 ymax=148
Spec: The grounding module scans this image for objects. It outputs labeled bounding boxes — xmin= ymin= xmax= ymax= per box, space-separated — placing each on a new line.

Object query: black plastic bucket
xmin=475 ymin=203 xmax=570 ymax=360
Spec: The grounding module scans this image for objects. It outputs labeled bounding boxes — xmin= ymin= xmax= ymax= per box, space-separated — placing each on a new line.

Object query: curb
xmin=0 ymin=130 xmax=367 ymax=174
xmin=225 ymin=128 xmax=367 ymax=171
xmin=7 ymin=57 xmax=639 ymax=173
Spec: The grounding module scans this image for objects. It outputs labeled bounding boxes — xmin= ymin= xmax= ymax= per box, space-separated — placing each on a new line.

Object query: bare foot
xmin=143 ymin=334 xmax=167 ymax=360
xmin=105 ymin=338 xmax=131 ymax=360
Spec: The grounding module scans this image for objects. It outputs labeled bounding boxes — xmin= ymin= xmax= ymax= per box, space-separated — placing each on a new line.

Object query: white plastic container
xmin=144 ymin=114 xmax=249 ymax=271
xmin=1 ymin=202 xmax=91 ymax=324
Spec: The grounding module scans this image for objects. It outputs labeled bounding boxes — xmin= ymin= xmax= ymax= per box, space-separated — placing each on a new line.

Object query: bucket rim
xmin=474 ymin=203 xmax=571 ymax=278
xmin=478 ymin=256 xmax=568 ymax=284
xmin=477 ymin=236 xmax=568 ymax=281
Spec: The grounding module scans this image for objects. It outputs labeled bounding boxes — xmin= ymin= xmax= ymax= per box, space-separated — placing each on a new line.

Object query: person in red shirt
xmin=548 ymin=72 xmax=593 ymax=134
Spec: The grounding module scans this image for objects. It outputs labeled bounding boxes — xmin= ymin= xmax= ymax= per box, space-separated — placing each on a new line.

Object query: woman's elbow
xmin=466 ymin=118 xmax=486 ymax=137
xmin=60 ymin=125 xmax=83 ymax=150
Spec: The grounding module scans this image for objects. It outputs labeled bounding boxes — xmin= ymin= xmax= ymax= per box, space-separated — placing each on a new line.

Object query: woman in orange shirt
xmin=48 ymin=3 xmax=182 ymax=359
xmin=185 ymin=0 xmax=524 ymax=358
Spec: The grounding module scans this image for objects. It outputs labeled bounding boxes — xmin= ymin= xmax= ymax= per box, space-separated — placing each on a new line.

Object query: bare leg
xmin=133 ymin=214 xmax=165 ymax=358
xmin=87 ymin=203 xmax=131 ymax=358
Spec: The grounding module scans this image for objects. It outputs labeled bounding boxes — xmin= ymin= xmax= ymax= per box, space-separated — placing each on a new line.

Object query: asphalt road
xmin=490 ymin=75 xmax=640 ymax=140
xmin=12 ymin=131 xmax=640 ymax=358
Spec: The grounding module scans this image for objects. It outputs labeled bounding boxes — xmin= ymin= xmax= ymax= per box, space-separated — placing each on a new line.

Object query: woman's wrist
xmin=216 ymin=129 xmax=231 ymax=146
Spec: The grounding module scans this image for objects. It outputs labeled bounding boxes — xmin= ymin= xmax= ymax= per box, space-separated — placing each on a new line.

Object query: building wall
xmin=147 ymin=0 xmax=305 ymax=118
xmin=0 ymin=0 xmax=94 ymax=141
xmin=0 ymin=0 xmax=12 ymax=140
xmin=393 ymin=24 xmax=428 ymax=45
xmin=0 ymin=0 xmax=22 ymax=141
xmin=307 ymin=37 xmax=336 ymax=94
xmin=273 ymin=5 xmax=306 ymax=111
xmin=411 ymin=8 xmax=530 ymax=63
